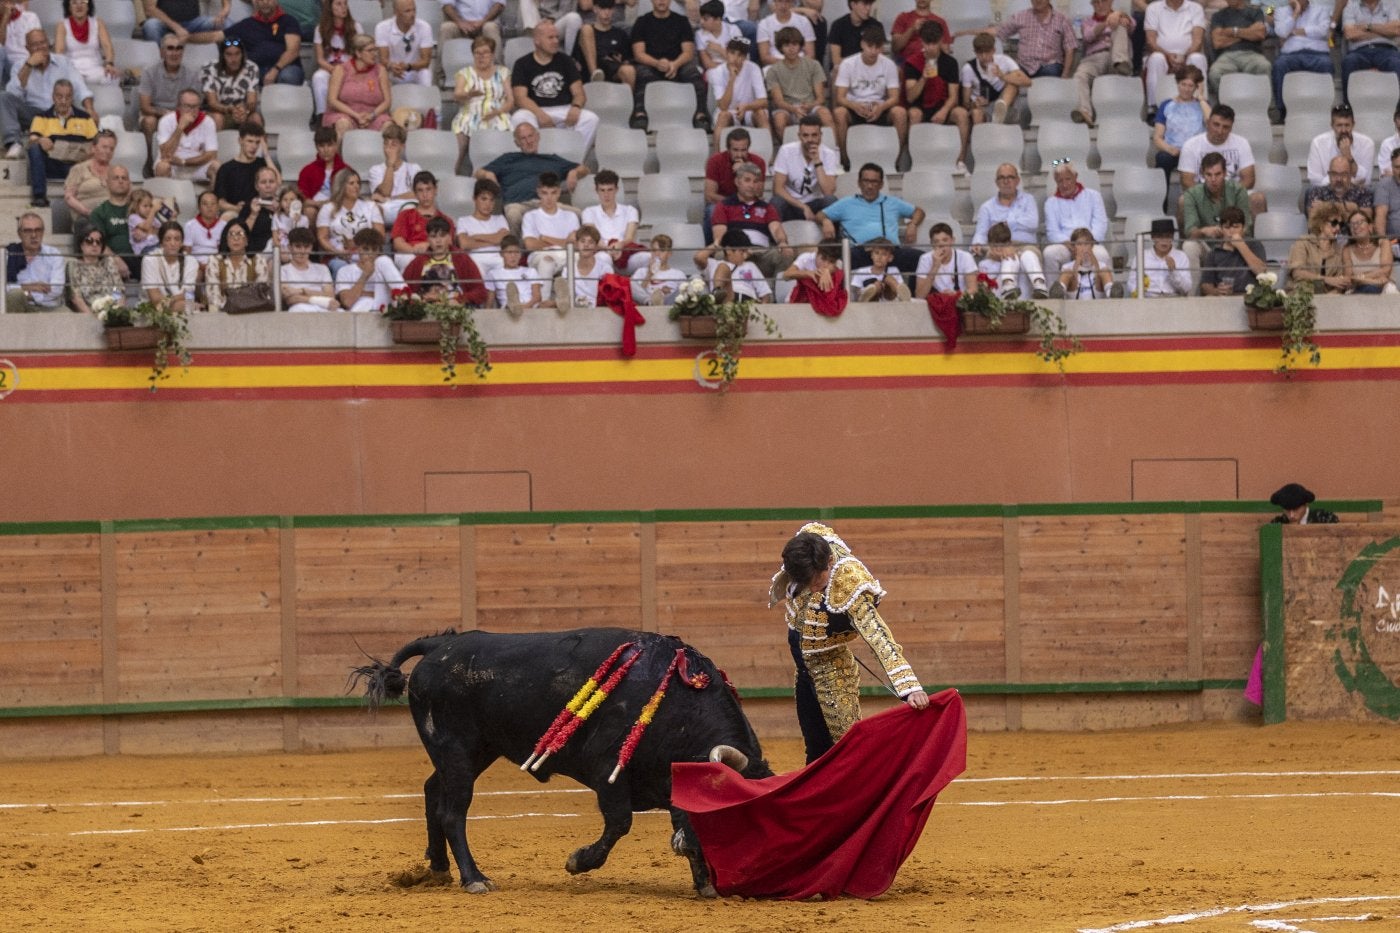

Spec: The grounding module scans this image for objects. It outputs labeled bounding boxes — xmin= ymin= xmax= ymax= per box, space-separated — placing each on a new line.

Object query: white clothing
xmin=316 ymin=199 xmax=385 ymax=252
xmin=960 ymin=54 xmax=1021 ymax=98
xmin=485 ymin=263 xmax=537 ymax=306
xmin=569 ymin=252 xmax=615 ymax=304
xmin=1143 ymin=0 xmax=1210 ymax=105
xmin=1380 ymin=132 xmax=1400 ymax=174
xmin=334 ymin=256 xmax=406 ymax=311
xmin=280 ymin=260 xmax=336 ymax=311
xmin=4 ymin=11 xmax=42 ymax=69
xmin=271 ymin=212 xmax=310 ymax=256
xmin=521 ymin=205 xmax=581 ymax=244
xmin=156 ymin=111 xmax=218 ymax=163
xmin=1274 ymin=1 xmax=1331 ymax=54
xmin=183 ymin=217 xmax=228 ymax=265
xmin=374 ymin=17 xmax=435 ymax=85
xmin=311 ymin=18 xmax=363 ymax=113
xmin=706 ymin=256 xmax=772 ymax=299
xmin=1307 ymin=131 xmax=1377 ymax=187
xmin=443 ymin=0 xmax=503 ymax=19
xmin=581 ymin=203 xmax=640 ymax=246
xmin=850 ymin=264 xmax=901 ymax=291
xmin=834 ymin=53 xmax=900 ymax=105
xmin=708 ymin=59 xmax=766 ymax=116
xmin=757 ymin=13 xmax=815 ymax=54
xmin=1177 ymin=131 xmax=1256 ymax=182
xmin=1127 ymin=247 xmax=1192 ymax=297
xmin=695 ymin=21 xmax=742 ymax=66
xmin=1059 ymin=259 xmax=1109 ymax=299
xmin=771 ymin=141 xmax=842 ymax=205
xmin=140 ymin=253 xmax=199 ymax=302
xmin=456 ymin=212 xmax=509 ymax=276
xmin=507 ymin=106 xmax=599 ymax=153
xmin=630 ymin=264 xmax=687 ymax=304
xmin=366 ymin=159 xmax=422 ymax=226
xmin=915 ymin=248 xmax=977 ymax=294
xmin=977 ymin=252 xmax=1044 ymax=298
xmin=60 ymin=19 xmax=113 ymax=86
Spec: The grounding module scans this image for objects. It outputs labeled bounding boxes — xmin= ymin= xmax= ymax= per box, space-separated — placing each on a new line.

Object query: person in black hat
xmin=1270 ymin=483 xmax=1339 ymax=525
xmin=1128 ymin=217 xmax=1191 ymax=297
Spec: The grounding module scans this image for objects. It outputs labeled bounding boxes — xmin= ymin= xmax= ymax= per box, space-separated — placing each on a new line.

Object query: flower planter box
xmin=1246 ymin=305 xmax=1286 ymax=330
xmin=677 ymin=316 xmax=747 ymax=339
xmin=104 ymin=325 xmax=163 ymax=350
xmin=959 ymin=309 xmax=1030 ymax=335
xmin=391 ymin=320 xmax=459 ymax=344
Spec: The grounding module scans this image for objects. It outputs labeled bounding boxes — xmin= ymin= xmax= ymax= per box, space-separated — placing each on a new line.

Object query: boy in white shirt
xmin=961 ymin=32 xmax=1029 ymax=125
xmin=484 ymin=234 xmax=544 ymax=317
xmin=851 ymin=237 xmax=910 ymax=301
xmin=914 ymin=222 xmax=979 ymax=297
xmin=630 ymin=233 xmax=688 ymax=304
xmin=580 ymin=169 xmax=645 ymax=274
xmin=708 ymin=38 xmax=770 ymax=151
xmin=334 ymin=228 xmax=406 ymax=311
xmin=455 ymin=178 xmax=511 ymax=279
xmin=281 ymin=227 xmax=339 ymax=311
xmin=366 ymin=123 xmax=421 ymax=225
xmin=833 ymin=24 xmax=907 ymax=168
xmin=558 ymin=224 xmax=615 ymax=312
xmin=702 ymin=229 xmax=773 ymax=301
xmin=521 ymin=171 xmax=581 ymax=295
xmin=757 ymin=0 xmax=816 ymax=66
xmin=695 ymin=0 xmax=743 ymax=71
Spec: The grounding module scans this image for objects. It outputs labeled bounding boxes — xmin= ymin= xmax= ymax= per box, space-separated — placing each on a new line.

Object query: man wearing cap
xmin=1270 ymin=483 xmax=1338 ymax=524
xmin=1127 ymin=218 xmax=1191 ymax=297
xmin=1198 ymin=206 xmax=1266 ymax=296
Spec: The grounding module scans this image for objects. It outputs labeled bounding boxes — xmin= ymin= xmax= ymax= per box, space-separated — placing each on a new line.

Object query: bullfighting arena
xmin=5 ymin=718 xmax=1399 ymax=933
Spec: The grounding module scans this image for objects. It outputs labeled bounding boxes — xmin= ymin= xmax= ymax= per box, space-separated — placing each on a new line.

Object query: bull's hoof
xmin=462 ymin=878 xmax=497 ymax=894
xmin=565 ymin=851 xmax=584 ymax=874
xmin=566 ymin=846 xmax=604 ymax=875
xmin=697 ymin=883 xmax=718 ymax=899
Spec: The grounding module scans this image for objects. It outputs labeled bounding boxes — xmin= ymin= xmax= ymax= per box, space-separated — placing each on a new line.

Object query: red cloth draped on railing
xmin=671 ymin=689 xmax=967 ymax=900
xmin=597 ymin=273 xmax=646 ymax=357
xmin=926 ymin=293 xmax=961 ymax=350
xmin=789 ymin=269 xmax=847 ymax=317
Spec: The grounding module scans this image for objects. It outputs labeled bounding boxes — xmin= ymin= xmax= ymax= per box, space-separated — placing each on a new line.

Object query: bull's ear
xmin=709 ymin=745 xmax=749 ymax=772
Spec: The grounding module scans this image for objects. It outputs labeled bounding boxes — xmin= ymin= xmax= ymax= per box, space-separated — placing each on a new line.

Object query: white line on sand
xmin=68 ymin=812 xmax=583 ymax=836
xmin=1078 ymin=895 xmax=1400 ymax=932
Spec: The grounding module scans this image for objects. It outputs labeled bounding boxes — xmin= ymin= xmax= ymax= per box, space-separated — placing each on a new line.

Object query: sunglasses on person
xmin=83 ymin=235 xmax=103 ymax=245
xmin=163 ymin=43 xmax=185 ymax=51
xmin=223 ymin=37 xmax=242 ymax=47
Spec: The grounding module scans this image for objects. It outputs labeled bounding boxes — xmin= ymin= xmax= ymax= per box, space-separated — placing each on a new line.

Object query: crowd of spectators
xmin=10 ymin=0 xmax=1400 ymax=312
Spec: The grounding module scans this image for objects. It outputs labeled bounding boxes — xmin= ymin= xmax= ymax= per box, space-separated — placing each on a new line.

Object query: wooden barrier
xmin=0 ymin=501 xmax=1383 ymax=759
xmin=1260 ymin=521 xmax=1400 ymax=724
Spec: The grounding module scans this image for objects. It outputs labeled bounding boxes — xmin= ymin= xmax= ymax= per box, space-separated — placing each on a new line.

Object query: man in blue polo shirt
xmin=223 ymin=0 xmax=304 ymax=86
xmin=817 ymin=162 xmax=924 ymax=270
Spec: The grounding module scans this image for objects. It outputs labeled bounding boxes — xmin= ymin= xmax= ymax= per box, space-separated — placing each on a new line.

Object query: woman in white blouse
xmin=141 ymin=222 xmax=200 ymax=312
xmin=316 ymin=168 xmax=385 ymax=276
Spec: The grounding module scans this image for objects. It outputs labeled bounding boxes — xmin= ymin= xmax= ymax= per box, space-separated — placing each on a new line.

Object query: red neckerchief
xmin=182 ymin=110 xmax=208 ymax=135
xmin=8 ymin=9 xmax=20 ymax=22
xmin=350 ymin=58 xmax=375 ymax=74
xmin=252 ymin=3 xmax=285 ymax=23
xmin=68 ymin=16 xmax=90 ymax=44
xmin=1053 ymin=182 xmax=1084 ymax=200
xmin=196 ymin=214 xmax=221 ymax=231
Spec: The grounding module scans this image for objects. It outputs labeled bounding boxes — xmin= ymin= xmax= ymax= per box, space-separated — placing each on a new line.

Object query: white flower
xmin=1244 ymin=285 xmax=1254 ymax=296
xmin=92 ymin=295 xmax=115 ymax=315
xmin=1257 ymin=272 xmax=1277 ymax=288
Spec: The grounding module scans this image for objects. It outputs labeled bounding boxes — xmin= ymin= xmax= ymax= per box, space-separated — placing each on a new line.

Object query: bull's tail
xmin=347 ymin=631 xmax=461 ymax=708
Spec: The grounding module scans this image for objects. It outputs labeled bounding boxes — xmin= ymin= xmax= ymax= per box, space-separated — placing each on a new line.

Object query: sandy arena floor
xmin=3 ymin=720 xmax=1399 ymax=933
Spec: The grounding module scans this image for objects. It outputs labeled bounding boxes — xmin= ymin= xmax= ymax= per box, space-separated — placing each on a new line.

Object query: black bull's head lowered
xmin=350 ymin=627 xmax=771 ymax=896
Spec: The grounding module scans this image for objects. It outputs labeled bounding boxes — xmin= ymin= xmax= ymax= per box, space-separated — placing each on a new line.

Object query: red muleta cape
xmin=671 ymin=688 xmax=967 ymax=900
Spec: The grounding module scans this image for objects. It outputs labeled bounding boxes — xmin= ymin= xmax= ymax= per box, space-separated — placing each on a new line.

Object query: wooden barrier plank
xmin=295 ymin=525 xmax=463 ymax=694
xmin=0 ymin=534 xmax=103 ymax=707
xmin=1019 ymin=515 xmax=1190 ymax=681
xmin=117 ymin=710 xmax=286 ymax=755
xmin=115 ymin=529 xmax=282 ymax=702
xmin=1199 ymin=513 xmax=1268 ymax=682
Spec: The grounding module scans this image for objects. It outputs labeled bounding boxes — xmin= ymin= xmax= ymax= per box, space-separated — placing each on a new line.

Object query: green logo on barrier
xmin=1332 ymin=535 xmax=1400 ymax=720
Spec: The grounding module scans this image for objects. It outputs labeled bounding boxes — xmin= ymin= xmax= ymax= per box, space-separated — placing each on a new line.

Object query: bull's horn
xmin=709 ymin=745 xmax=749 ymax=772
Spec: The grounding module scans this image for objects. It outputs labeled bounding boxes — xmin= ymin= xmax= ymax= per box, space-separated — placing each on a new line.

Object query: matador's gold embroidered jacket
xmin=770 ymin=522 xmax=923 ymax=697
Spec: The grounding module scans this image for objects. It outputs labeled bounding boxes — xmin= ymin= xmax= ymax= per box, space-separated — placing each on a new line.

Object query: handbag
xmin=223 ymin=281 xmax=275 ymax=314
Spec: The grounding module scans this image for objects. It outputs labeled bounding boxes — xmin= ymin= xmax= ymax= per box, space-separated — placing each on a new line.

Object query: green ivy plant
xmin=669 ymin=277 xmax=780 ymax=390
xmin=1277 ymin=280 xmax=1320 ymax=374
xmin=384 ymin=291 xmax=492 ymax=383
xmin=955 ymin=285 xmax=1082 ymax=373
xmin=95 ymin=295 xmax=193 ymax=391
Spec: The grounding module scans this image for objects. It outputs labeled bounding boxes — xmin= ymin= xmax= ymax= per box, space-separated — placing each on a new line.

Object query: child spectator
xmin=767 ymin=26 xmax=834 ymax=142
xmin=271 ymin=184 xmax=311 ymax=259
xmin=333 ymin=227 xmax=405 ymax=312
xmin=456 ymin=178 xmax=511 ymax=279
xmin=558 ymin=223 xmax=614 ymax=312
xmin=784 ymin=241 xmax=847 ymax=314
xmin=834 ymin=24 xmax=906 ymax=168
xmin=485 ymin=234 xmax=544 ymax=316
xmin=702 ymin=229 xmax=773 ymax=302
xmin=580 ymin=170 xmax=645 ymax=274
xmin=914 ymin=221 xmax=978 ymax=297
xmin=521 ymin=172 xmax=581 ymax=293
xmin=280 ymin=227 xmax=339 ymax=312
xmin=630 ymin=233 xmax=688 ymax=305
xmin=979 ymin=222 xmax=1036 ymax=297
xmin=961 ymin=31 xmax=1028 ymax=127
xmin=851 ymin=237 xmax=910 ymax=300
xmin=695 ymin=0 xmax=742 ymax=72
xmin=903 ymin=21 xmax=970 ymax=173
xmin=709 ymin=38 xmax=769 ymax=151
xmin=127 ymin=189 xmax=160 ymax=256
xmin=1052 ymin=227 xmax=1120 ymax=299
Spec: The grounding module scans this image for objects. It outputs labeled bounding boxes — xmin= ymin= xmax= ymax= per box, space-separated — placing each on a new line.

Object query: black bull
xmin=352 ymin=627 xmax=772 ymax=896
